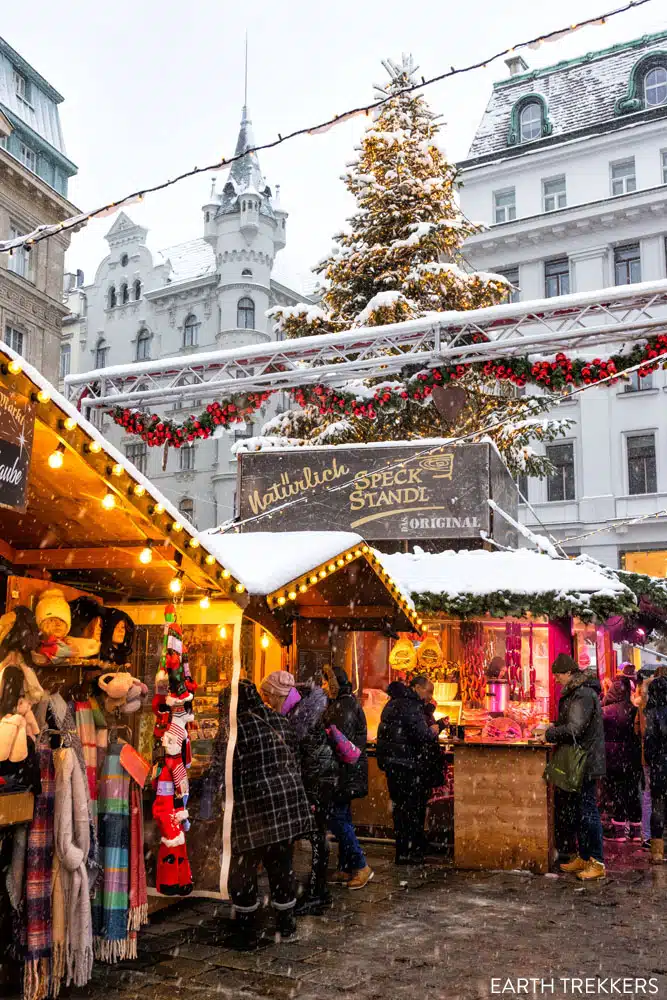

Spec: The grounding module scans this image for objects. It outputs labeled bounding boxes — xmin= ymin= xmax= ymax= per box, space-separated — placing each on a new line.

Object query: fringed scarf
xmin=92 ymin=744 xmax=130 ymax=963
xmin=24 ymin=746 xmax=55 ymax=1000
xmin=127 ymin=781 xmax=148 ymax=959
xmin=74 ymin=700 xmax=99 ymax=824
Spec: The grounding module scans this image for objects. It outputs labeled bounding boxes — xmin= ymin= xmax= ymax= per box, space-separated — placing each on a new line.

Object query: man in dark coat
xmin=546 ymin=654 xmax=606 ymax=881
xmin=261 ymin=670 xmax=340 ymax=913
xmin=323 ymin=665 xmax=373 ymax=889
xmin=643 ymin=674 xmax=667 ymax=863
xmin=602 ymin=676 xmax=642 ymax=841
xmin=211 ymin=679 xmax=313 ymax=949
xmin=376 ymin=678 xmax=441 ymax=864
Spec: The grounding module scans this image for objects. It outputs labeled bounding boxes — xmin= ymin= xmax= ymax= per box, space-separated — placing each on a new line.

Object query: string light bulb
xmin=337 ymin=558 xmax=345 ymax=567
xmin=101 ymin=492 xmax=116 ymax=510
xmin=299 ymin=584 xmax=307 ymax=593
xmin=222 ymin=570 xmax=231 ymax=579
xmin=63 ymin=416 xmax=77 ymax=431
xmin=36 ymin=390 xmax=50 ymax=404
xmin=189 ymin=538 xmax=200 ymax=548
xmin=319 ymin=569 xmax=326 ymax=578
xmin=7 ymin=360 xmax=22 ymax=375
xmin=261 ymin=632 xmax=270 ymax=649
xmin=88 ymin=440 xmax=102 ymax=454
xmin=169 ymin=573 xmax=183 ymax=594
xmin=310 ymin=575 xmax=318 ymax=584
xmin=235 ymin=583 xmax=245 ymax=593
xmin=153 ymin=503 xmax=165 ymax=514
xmin=328 ymin=563 xmax=336 ymax=572
xmin=219 ymin=624 xmax=227 ymax=639
xmin=205 ymin=553 xmax=216 ymax=565
xmin=199 ymin=593 xmax=210 ymax=609
xmin=47 ymin=444 xmax=65 ymax=470
xmin=111 ymin=463 xmax=123 ymax=477
xmin=139 ymin=545 xmax=153 ymax=565
xmin=171 ymin=521 xmax=183 ymax=533
xmin=288 ymin=591 xmax=297 ymax=601
xmin=133 ymin=483 xmax=146 ymax=496
xmin=277 ymin=595 xmax=286 ymax=606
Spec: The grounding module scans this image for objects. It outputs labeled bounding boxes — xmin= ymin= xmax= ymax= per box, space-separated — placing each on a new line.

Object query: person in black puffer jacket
xmin=602 ymin=676 xmax=642 ymax=841
xmin=261 ymin=671 xmax=339 ymax=913
xmin=376 ymin=679 xmax=440 ymax=864
xmin=323 ymin=665 xmax=373 ymax=890
xmin=546 ymin=654 xmax=606 ymax=881
xmin=643 ymin=674 xmax=667 ymax=864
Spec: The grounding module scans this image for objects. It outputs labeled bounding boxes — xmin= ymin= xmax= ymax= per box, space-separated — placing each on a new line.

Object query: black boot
xmin=225 ymin=909 xmax=264 ymax=952
xmin=294 ymin=887 xmax=333 ymax=916
xmin=275 ymin=906 xmax=299 ymax=942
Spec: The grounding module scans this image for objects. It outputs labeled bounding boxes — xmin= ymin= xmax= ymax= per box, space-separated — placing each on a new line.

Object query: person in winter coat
xmin=602 ymin=676 xmax=642 ymax=841
xmin=634 ymin=668 xmax=655 ymax=847
xmin=376 ymin=678 xmax=441 ymax=864
xmin=210 ymin=679 xmax=313 ymax=950
xmin=261 ymin=670 xmax=339 ymax=914
xmin=545 ymin=654 xmax=606 ymax=881
xmin=643 ymin=674 xmax=667 ymax=864
xmin=323 ymin=665 xmax=373 ymax=890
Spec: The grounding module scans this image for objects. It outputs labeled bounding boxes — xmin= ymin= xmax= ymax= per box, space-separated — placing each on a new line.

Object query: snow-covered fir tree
xmin=254 ymin=56 xmax=570 ymax=477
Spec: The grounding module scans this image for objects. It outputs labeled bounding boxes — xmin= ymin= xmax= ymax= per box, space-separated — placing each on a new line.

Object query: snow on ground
xmin=376 ymin=547 xmax=629 ymax=601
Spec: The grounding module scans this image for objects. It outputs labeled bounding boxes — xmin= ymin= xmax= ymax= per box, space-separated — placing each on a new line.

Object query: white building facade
xmin=65 ymin=107 xmax=304 ymax=531
xmin=458 ymin=30 xmax=667 ymax=576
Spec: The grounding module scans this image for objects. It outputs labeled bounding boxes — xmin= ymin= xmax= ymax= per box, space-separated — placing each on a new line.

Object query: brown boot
xmin=576 ymin=859 xmax=606 ymax=881
xmin=650 ymin=839 xmax=664 ymax=865
xmin=347 ymin=865 xmax=374 ymax=890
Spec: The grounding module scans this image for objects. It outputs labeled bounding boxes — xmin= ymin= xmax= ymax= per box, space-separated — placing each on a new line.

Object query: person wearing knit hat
xmin=35 ymin=587 xmax=71 ymax=638
xmin=260 ymin=671 xmax=298 ymax=715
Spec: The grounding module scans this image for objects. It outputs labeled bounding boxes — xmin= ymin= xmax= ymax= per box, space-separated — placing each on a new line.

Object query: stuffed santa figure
xmin=151 ymin=605 xmax=196 ymax=896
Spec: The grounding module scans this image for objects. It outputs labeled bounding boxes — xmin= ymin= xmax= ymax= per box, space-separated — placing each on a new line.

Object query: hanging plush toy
xmin=151 ymin=605 xmax=196 ymax=896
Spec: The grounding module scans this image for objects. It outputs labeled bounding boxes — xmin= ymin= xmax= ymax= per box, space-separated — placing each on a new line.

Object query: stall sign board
xmin=0 ymin=385 xmax=35 ymax=512
xmin=237 ymin=442 xmax=518 ymax=544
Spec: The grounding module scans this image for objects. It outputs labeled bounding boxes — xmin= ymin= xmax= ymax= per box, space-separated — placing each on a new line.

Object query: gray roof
xmin=157 ymin=238 xmax=216 ymax=284
xmin=463 ymin=30 xmax=667 ymax=165
xmin=218 ymin=106 xmax=275 ymax=218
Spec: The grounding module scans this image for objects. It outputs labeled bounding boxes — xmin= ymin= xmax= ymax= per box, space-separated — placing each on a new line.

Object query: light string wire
xmin=208 ymin=347 xmax=664 ymax=537
xmin=0 ymin=0 xmax=653 ymax=256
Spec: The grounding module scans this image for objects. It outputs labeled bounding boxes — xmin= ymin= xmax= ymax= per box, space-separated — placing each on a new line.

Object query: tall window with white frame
xmin=644 ymin=66 xmax=667 ymax=107
xmin=179 ymin=443 xmax=195 ymax=471
xmin=624 ymin=370 xmax=654 ymax=393
xmin=544 ymin=258 xmax=570 ymax=298
xmin=662 ymin=150 xmax=667 ymax=185
xmin=59 ymin=343 xmax=71 ymax=379
xmin=7 ymin=225 xmax=31 ymax=280
xmin=18 ymin=142 xmax=36 ymax=173
xmin=95 ymin=337 xmax=109 ymax=368
xmin=494 ymin=267 xmax=520 ymax=303
xmin=178 ymin=497 xmax=195 ymax=524
xmin=543 ymin=176 xmax=566 ymax=212
xmin=237 ymin=297 xmax=255 ymax=329
xmin=493 ymin=188 xmax=516 ymax=224
xmin=183 ymin=314 xmax=200 ymax=348
xmin=519 ymin=102 xmax=542 ymax=142
xmin=610 ymin=158 xmax=636 ymax=196
xmin=546 ymin=442 xmax=575 ymax=502
xmin=627 ymin=433 xmax=657 ymax=495
xmin=124 ymin=441 xmax=147 ymax=476
xmin=136 ymin=328 xmax=151 ymax=361
xmin=5 ymin=325 xmax=24 ymax=356
xmin=614 ymin=244 xmax=641 ymax=285
xmin=13 ymin=69 xmax=31 ymax=103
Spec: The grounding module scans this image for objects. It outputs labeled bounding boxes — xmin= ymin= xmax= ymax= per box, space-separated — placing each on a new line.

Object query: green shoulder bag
xmin=543 ymin=741 xmax=588 ymax=793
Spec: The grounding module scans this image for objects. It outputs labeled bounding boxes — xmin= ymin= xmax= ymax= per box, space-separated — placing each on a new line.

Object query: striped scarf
xmin=24 ymin=746 xmax=55 ymax=1000
xmin=92 ymin=744 xmax=130 ymax=963
xmin=74 ymin=700 xmax=99 ymax=825
xmin=127 ymin=781 xmax=148 ymax=958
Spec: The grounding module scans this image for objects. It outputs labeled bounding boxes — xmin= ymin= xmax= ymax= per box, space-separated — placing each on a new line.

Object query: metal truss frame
xmin=65 ymin=280 xmax=667 ymax=409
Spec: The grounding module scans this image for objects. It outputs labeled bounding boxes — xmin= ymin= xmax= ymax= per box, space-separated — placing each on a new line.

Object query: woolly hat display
xmin=69 ymin=596 xmax=104 ymax=637
xmin=99 ymin=608 xmax=135 ymax=665
xmin=260 ymin=670 xmax=295 ymax=699
xmin=35 ymin=587 xmax=72 ymax=632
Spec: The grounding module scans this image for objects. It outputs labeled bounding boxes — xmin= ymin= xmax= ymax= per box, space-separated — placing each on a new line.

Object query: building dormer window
xmin=507 ymin=94 xmax=552 ymax=146
xmin=108 ymin=286 xmax=117 ymax=309
xmin=13 ymin=69 xmax=32 ymax=105
xmin=183 ymin=313 xmax=200 ymax=347
xmin=237 ymin=296 xmax=255 ymax=329
xmin=645 ymin=66 xmax=667 ymax=107
xmin=121 ymin=282 xmax=129 ymax=304
xmin=134 ymin=279 xmax=142 ymax=300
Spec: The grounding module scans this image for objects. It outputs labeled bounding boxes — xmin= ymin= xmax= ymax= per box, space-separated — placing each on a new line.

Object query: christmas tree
xmin=261 ymin=56 xmax=570 ymax=478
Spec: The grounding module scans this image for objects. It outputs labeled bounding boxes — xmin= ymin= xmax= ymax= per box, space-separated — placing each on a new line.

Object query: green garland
xmin=412 ymin=588 xmax=641 ymax=624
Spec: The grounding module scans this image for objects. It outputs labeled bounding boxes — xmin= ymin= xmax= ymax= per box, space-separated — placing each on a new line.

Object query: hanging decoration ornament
xmin=110 ymin=335 xmax=667 ymax=448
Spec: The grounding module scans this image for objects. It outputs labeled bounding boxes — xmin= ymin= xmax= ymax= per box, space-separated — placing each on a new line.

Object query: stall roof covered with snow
xmin=378 ymin=547 xmax=667 ymax=630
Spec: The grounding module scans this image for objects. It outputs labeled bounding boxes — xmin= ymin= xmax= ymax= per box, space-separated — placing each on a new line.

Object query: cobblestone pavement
xmin=71 ymin=843 xmax=667 ymax=1000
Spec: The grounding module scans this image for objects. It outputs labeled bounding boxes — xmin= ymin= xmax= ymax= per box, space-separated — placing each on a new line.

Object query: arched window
xmin=95 ymin=337 xmax=108 ymax=368
xmin=237 ymin=296 xmax=255 ymax=329
xmin=108 ymin=286 xmax=117 ymax=309
xmin=183 ymin=313 xmax=200 ymax=347
xmin=133 ymin=279 xmax=142 ymax=300
xmin=121 ymin=282 xmax=129 ymax=304
xmin=241 ymin=268 xmax=252 ymax=277
xmin=136 ymin=328 xmax=151 ymax=361
xmin=178 ymin=497 xmax=194 ymax=523
xmin=519 ymin=102 xmax=542 ymax=142
xmin=644 ymin=66 xmax=667 ymax=107
xmin=120 ymin=253 xmax=129 ymax=267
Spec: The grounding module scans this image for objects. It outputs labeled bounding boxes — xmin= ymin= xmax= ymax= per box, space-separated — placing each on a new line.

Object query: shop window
xmin=179 ymin=444 xmax=195 ymax=471
xmin=5 ymin=325 xmax=24 ymax=356
xmin=542 ymin=176 xmax=566 ymax=212
xmin=493 ymin=188 xmax=516 ymax=224
xmin=610 ymin=158 xmax=636 ymax=196
xmin=623 ymin=550 xmax=667 ymax=577
xmin=614 ymin=243 xmax=641 ymax=285
xmin=183 ymin=313 xmax=200 ymax=347
xmin=624 ymin=370 xmax=654 ymax=392
xmin=178 ymin=497 xmax=195 ymax=523
xmin=544 ymin=257 xmax=570 ymax=298
xmin=237 ymin=296 xmax=255 ymax=329
xmin=136 ymin=328 xmax=151 ymax=361
xmin=125 ymin=441 xmax=147 ymax=475
xmin=546 ymin=442 xmax=575 ymax=502
xmin=627 ymin=433 xmax=657 ymax=495
xmin=59 ymin=343 xmax=71 ymax=379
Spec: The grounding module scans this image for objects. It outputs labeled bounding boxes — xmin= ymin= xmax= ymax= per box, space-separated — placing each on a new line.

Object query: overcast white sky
xmin=3 ymin=0 xmax=665 ymax=293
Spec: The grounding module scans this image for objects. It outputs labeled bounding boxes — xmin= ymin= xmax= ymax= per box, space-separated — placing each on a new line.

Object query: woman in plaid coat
xmin=212 ymin=679 xmax=313 ymax=950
